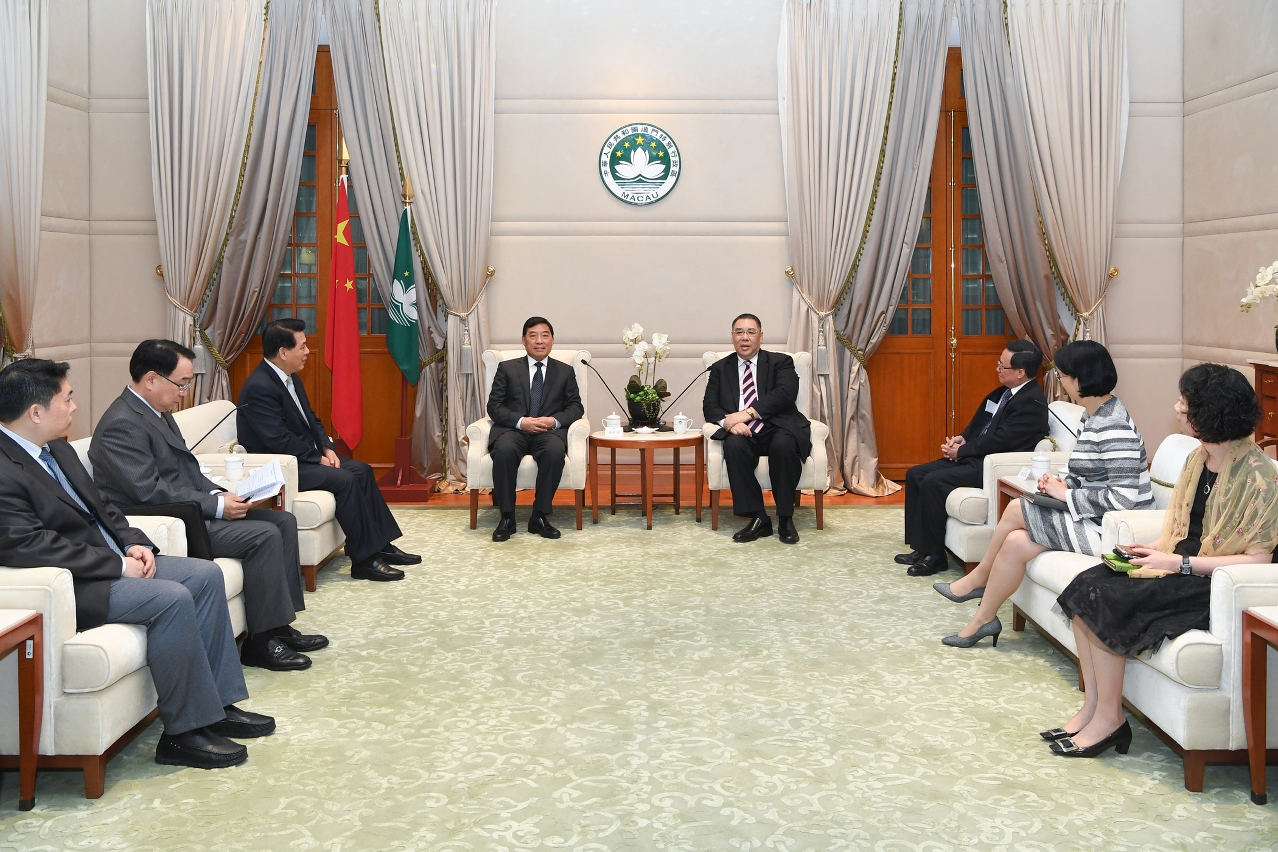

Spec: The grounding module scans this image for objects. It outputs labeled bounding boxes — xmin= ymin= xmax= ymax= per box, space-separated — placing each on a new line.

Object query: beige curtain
xmin=832 ymin=0 xmax=952 ymax=496
xmin=1007 ymin=0 xmax=1128 ymax=343
xmin=379 ymin=0 xmax=494 ymax=482
xmin=199 ymin=0 xmax=321 ymax=403
xmin=324 ymin=0 xmax=446 ymax=477
xmin=148 ymin=0 xmax=266 ymax=353
xmin=0 ymin=0 xmax=47 ymax=359
xmin=780 ymin=0 xmax=900 ymax=494
xmin=958 ymin=0 xmax=1071 ymax=382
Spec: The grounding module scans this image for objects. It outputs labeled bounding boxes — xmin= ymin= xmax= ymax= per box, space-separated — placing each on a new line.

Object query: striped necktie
xmin=742 ymin=361 xmax=763 ymax=434
xmin=39 ymin=446 xmax=124 ymax=558
xmin=530 ymin=361 xmax=544 ymax=418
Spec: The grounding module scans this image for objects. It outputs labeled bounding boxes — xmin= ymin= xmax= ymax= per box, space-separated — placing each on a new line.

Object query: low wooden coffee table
xmin=1242 ymin=606 xmax=1278 ymax=805
xmin=589 ymin=431 xmax=703 ymax=529
xmin=0 ymin=610 xmax=43 ymax=811
xmin=997 ymin=474 xmax=1036 ymax=515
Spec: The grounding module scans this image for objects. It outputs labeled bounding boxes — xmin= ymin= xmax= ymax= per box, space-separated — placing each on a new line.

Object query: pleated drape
xmin=779 ymin=0 xmax=899 ymax=494
xmin=199 ymin=0 xmax=321 ymax=403
xmin=958 ymin=0 xmax=1071 ymax=384
xmin=1007 ymin=0 xmax=1128 ymax=343
xmin=148 ymin=0 xmax=266 ymax=358
xmin=0 ymin=0 xmax=47 ymax=359
xmin=378 ymin=0 xmax=495 ymax=482
xmin=832 ymin=0 xmax=953 ymax=495
xmin=325 ymin=0 xmax=446 ymax=479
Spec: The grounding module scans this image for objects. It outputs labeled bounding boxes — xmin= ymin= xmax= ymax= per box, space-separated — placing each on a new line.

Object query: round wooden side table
xmin=589 ymin=431 xmax=704 ymax=529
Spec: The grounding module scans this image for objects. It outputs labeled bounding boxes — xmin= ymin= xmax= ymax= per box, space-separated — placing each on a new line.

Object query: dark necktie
xmin=979 ymin=388 xmax=1013 ymax=436
xmin=39 ymin=446 xmax=124 ymax=557
xmin=160 ymin=411 xmax=185 ymax=443
xmin=530 ymin=361 xmax=544 ymax=418
xmin=742 ymin=361 xmax=763 ymax=434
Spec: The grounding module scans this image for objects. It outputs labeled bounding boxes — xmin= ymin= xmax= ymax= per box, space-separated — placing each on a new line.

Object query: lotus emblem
xmin=599 ymin=123 xmax=682 ymax=206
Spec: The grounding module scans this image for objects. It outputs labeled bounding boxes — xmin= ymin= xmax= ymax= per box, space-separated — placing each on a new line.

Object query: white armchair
xmin=943 ymin=400 xmax=1086 ymax=569
xmin=466 ymin=349 xmax=592 ymax=531
xmin=700 ymin=351 xmax=829 ymax=530
xmin=0 ymin=513 xmax=245 ymax=799
xmin=171 ymin=400 xmax=345 ymax=592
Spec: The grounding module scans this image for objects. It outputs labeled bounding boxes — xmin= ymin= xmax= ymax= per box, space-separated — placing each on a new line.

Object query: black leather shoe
xmin=1050 ymin=721 xmax=1133 ymax=757
xmin=778 ymin=516 xmax=799 ymax=544
xmin=351 ymin=555 xmax=405 ymax=581
xmin=528 ymin=516 xmax=561 ymax=539
xmin=493 ymin=517 xmax=516 ymax=542
xmin=894 ymin=549 xmax=924 ymax=565
xmin=732 ymin=517 xmax=773 ymax=543
xmin=155 ymin=727 xmax=248 ymax=769
xmin=378 ymin=543 xmax=422 ymax=565
xmin=208 ymin=705 xmax=276 ymax=739
xmin=906 ymin=554 xmax=948 ymax=576
xmin=279 ymin=625 xmax=328 ymax=652
xmin=240 ymin=637 xmax=312 ymax=671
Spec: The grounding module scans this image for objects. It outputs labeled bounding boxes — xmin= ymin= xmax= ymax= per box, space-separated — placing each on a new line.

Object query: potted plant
xmin=1240 ymin=260 xmax=1278 ymax=352
xmin=622 ymin=323 xmax=670 ymax=427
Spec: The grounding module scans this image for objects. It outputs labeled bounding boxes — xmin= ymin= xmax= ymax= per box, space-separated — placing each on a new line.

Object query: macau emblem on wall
xmin=599 ymin=123 xmax=681 ymax=206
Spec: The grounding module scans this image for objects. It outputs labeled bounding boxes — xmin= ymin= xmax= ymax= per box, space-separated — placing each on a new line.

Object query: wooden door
xmin=868 ymin=49 xmax=1014 ymax=480
xmin=228 ymin=47 xmax=406 ymax=472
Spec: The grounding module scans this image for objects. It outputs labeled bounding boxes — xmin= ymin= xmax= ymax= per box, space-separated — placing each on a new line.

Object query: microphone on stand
xmin=1033 ymin=398 xmax=1081 ymax=437
xmin=659 ymin=367 xmax=711 ymax=420
xmin=585 ymin=361 xmax=629 ymax=413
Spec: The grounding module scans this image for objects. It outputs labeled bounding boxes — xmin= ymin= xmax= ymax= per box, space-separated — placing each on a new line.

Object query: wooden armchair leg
xmin=1183 ymin=751 xmax=1207 ymax=792
xmin=82 ymin=755 xmax=107 ymax=799
xmin=1012 ymin=606 xmax=1026 ymax=632
xmin=711 ymin=491 xmax=720 ymax=530
xmin=470 ymin=489 xmax=479 ymax=530
xmin=815 ymin=491 xmax=824 ymax=530
xmin=575 ymin=490 xmax=584 ymax=530
xmin=301 ymin=565 xmax=318 ymax=593
xmin=794 ymin=490 xmax=802 ymax=507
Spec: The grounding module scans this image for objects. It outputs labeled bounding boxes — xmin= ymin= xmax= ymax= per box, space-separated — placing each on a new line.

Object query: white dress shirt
xmin=719 ymin=353 xmax=761 ymax=428
xmin=0 ymin=423 xmax=128 ymax=575
xmin=127 ymin=388 xmax=225 ymax=519
xmin=265 ymin=359 xmax=307 ymax=416
xmin=515 ymin=355 xmax=561 ymax=432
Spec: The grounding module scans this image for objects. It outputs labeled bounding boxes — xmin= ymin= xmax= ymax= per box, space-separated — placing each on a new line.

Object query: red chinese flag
xmin=325 ymin=175 xmax=362 ymax=448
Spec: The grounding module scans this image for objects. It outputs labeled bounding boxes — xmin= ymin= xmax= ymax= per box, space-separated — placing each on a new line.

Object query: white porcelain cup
xmin=672 ymin=413 xmax=691 ymax=434
xmin=223 ymin=455 xmax=244 ymax=482
xmin=1031 ymin=455 xmax=1051 ymax=478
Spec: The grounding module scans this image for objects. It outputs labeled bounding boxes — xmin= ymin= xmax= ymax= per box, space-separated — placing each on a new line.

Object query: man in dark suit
xmin=898 ymin=339 xmax=1049 ymax=576
xmin=236 ymin=318 xmax=418 ymax=582
xmin=703 ymin=313 xmax=812 ymax=545
xmin=91 ymin=339 xmax=326 ymax=672
xmin=485 ymin=316 xmax=584 ymax=542
xmin=0 ymin=359 xmax=275 ymax=769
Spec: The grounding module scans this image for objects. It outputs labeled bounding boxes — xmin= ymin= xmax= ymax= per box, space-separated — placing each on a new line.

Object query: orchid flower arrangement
xmin=621 ymin=323 xmax=671 ymax=420
xmin=1240 ymin=261 xmax=1278 ymax=313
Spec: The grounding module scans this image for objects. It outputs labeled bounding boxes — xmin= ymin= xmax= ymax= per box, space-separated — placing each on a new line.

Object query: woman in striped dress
xmin=934 ymin=341 xmax=1154 ymax=647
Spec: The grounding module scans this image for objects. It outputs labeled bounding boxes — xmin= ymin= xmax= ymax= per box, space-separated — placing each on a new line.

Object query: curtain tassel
xmin=460 ymin=324 xmax=473 ymax=374
xmin=816 ymin=327 xmax=830 ymax=375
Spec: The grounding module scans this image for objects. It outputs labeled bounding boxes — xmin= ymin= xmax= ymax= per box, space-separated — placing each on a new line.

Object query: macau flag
xmin=386 ymin=207 xmax=421 ymax=384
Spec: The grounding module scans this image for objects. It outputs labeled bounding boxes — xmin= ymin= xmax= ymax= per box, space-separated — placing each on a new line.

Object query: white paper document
xmin=231 ymin=458 xmax=285 ymax=502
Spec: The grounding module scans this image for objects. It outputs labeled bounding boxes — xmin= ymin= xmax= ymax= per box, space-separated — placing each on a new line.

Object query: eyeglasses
xmin=733 ymin=328 xmax=760 ymax=338
xmin=995 ymin=361 xmax=1013 ymax=372
xmin=156 ymin=373 xmax=191 ymax=395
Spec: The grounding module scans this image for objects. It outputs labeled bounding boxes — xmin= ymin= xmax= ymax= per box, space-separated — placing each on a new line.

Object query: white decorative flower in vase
xmin=621 ymin=324 xmax=671 ymax=426
xmin=1239 ymin=260 xmax=1278 ymax=352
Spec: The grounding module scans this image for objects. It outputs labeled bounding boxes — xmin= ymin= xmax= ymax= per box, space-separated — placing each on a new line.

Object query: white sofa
xmin=173 ymin=399 xmax=345 ymax=591
xmin=700 ymin=351 xmax=831 ymax=531
xmin=1008 ymin=433 xmax=1278 ymax=791
xmin=944 ymin=400 xmax=1086 ymax=568
xmin=466 ymin=349 xmax=592 ymax=531
xmin=0 ymin=513 xmax=243 ymax=798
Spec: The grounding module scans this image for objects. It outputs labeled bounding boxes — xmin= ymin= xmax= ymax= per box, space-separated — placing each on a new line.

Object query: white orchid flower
xmin=650 ymin=333 xmax=670 ymax=360
xmin=631 ymin=340 xmax=650 ymax=365
xmin=622 ymin=322 xmax=644 ymax=347
xmin=614 ymin=146 xmax=667 ymax=181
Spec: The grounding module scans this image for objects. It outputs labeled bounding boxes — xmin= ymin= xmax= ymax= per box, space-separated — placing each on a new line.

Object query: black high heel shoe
xmin=1050 ymin=721 xmax=1132 ymax=757
xmin=1039 ymin=727 xmax=1078 ymax=742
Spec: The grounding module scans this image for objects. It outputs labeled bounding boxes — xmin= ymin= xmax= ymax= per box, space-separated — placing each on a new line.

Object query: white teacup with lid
xmin=223 ymin=454 xmax=244 ymax=482
xmin=672 ymin=412 xmax=691 ymax=434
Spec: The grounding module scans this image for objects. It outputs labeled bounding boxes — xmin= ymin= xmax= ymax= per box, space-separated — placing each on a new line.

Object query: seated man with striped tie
xmin=0 ymin=359 xmax=274 ymax=769
xmin=485 ymin=316 xmax=583 ymax=542
xmin=703 ymin=313 xmax=812 ymax=545
xmin=897 ymin=340 xmax=1048 ymax=577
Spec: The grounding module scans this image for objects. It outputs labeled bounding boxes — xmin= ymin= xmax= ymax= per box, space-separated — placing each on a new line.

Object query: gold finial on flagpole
xmin=402 ymin=173 xmax=414 ymax=206
xmin=338 ymin=138 xmax=349 ymax=177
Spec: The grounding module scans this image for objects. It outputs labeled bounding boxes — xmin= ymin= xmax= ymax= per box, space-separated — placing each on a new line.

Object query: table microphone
xmin=1033 ymin=398 xmax=1081 ymax=437
xmin=585 ymin=362 xmax=630 ymax=412
xmin=658 ymin=367 xmax=711 ymax=420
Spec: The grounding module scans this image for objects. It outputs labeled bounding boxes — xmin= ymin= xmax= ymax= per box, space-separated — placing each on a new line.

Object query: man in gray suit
xmin=0 ymin=359 xmax=273 ymax=769
xmin=90 ymin=340 xmax=326 ymax=672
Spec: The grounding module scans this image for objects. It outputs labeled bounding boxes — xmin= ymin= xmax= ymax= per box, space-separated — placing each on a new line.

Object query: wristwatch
xmin=1181 ymin=555 xmax=1193 ymax=575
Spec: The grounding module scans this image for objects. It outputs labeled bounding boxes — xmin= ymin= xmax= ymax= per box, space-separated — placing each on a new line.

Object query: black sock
xmin=501 ymin=512 xmax=515 ymax=521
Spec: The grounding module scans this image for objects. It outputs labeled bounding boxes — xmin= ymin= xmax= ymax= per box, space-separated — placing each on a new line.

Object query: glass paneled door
xmin=866 ymin=49 xmax=1015 ymax=479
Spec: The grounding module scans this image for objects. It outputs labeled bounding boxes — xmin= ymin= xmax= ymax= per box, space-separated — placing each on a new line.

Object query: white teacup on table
xmin=1031 ymin=455 xmax=1051 ymax=478
xmin=672 ymin=412 xmax=692 ymax=434
xmin=223 ymin=455 xmax=244 ymax=482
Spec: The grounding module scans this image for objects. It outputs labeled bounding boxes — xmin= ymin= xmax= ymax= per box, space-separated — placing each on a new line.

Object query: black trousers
xmin=903 ymin=457 xmax=982 ymax=558
xmin=206 ymin=508 xmax=304 ymax=635
xmin=489 ymin=429 xmax=566 ymax=517
xmin=722 ymin=424 xmax=803 ymax=519
xmin=297 ymin=457 xmax=402 ymax=564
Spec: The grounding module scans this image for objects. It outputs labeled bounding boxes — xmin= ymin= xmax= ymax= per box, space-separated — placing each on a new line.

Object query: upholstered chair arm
xmin=945 ymin=488 xmax=988 ymax=525
xmin=1208 ymin=563 xmax=1278 ymax=748
xmin=466 ymin=417 xmax=493 ymax=478
xmin=807 ymin=418 xmax=830 ymax=490
xmin=123 ymin=515 xmax=187 ymax=557
xmin=1099 ymin=509 xmax=1166 ymax=552
xmin=702 ymin=423 xmax=726 ymax=490
xmin=563 ymin=418 xmax=591 ymax=490
xmin=0 ymin=566 xmax=78 ymax=721
xmin=194 ymin=452 xmax=299 ymax=513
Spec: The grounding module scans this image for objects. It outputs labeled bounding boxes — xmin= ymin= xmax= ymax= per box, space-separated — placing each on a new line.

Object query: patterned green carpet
xmin=3 ymin=505 xmax=1277 ymax=850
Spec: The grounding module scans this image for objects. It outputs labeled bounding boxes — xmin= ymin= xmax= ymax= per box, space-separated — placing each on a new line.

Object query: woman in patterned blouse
xmin=935 ymin=341 xmax=1154 ymax=648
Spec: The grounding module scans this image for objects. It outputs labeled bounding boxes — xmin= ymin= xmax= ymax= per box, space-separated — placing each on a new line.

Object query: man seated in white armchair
xmin=0 ymin=359 xmax=274 ymax=769
xmin=485 ymin=317 xmax=583 ymax=542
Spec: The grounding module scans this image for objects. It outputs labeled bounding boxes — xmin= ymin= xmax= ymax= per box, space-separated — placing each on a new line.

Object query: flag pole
xmin=378 ymin=172 xmax=434 ymax=502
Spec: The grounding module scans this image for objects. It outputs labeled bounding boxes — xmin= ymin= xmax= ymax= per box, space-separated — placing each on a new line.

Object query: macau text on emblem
xmin=598 ymin=123 xmax=681 ymax=206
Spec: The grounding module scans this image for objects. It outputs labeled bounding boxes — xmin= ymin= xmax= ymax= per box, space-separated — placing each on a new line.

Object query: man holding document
xmin=91 ymin=340 xmax=326 ymax=672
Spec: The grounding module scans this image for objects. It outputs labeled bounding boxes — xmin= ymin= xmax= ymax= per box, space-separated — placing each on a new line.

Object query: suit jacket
xmin=236 ymin=360 xmax=334 ymax=464
xmin=954 ymin=379 xmax=1049 ymax=462
xmin=0 ymin=432 xmax=155 ymax=632
xmin=486 ymin=356 xmax=584 ymax=447
xmin=702 ymin=350 xmax=813 ymax=458
xmin=90 ymin=389 xmax=226 ymax=519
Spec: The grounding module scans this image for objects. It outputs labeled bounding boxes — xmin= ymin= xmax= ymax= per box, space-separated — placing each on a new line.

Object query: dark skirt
xmin=1056 ymin=564 xmax=1212 ymax=655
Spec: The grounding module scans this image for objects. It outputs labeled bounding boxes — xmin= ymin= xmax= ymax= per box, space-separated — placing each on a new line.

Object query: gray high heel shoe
xmin=933 ymin=582 xmax=984 ymax=603
xmin=942 ymin=616 xmax=1002 ymax=648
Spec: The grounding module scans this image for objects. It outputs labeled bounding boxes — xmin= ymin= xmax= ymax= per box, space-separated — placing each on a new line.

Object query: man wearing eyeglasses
xmin=90 ymin=340 xmax=325 ymax=672
xmin=897 ymin=339 xmax=1048 ymax=577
